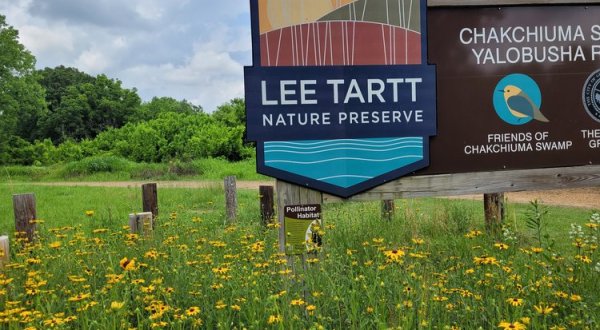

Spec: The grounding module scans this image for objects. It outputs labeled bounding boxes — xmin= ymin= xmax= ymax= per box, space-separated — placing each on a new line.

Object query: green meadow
xmin=0 ymin=157 xmax=266 ymax=183
xmin=0 ymin=181 xmax=598 ymax=329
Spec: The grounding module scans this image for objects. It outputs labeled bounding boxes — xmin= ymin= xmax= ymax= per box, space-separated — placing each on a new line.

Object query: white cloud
xmin=20 ymin=23 xmax=76 ymax=54
xmin=113 ymin=36 xmax=127 ymax=49
xmin=123 ymin=47 xmax=244 ymax=111
xmin=75 ymin=49 xmax=111 ymax=74
xmin=134 ymin=2 xmax=164 ymax=21
xmin=192 ymin=22 xmax=252 ymax=54
xmin=0 ymin=0 xmax=32 ymax=22
xmin=0 ymin=0 xmax=252 ymax=111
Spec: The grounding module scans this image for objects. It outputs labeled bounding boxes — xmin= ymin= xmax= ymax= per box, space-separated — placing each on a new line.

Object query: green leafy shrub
xmin=59 ymin=155 xmax=133 ymax=177
xmin=50 ymin=139 xmax=84 ymax=163
xmin=168 ymin=159 xmax=202 ymax=176
xmin=129 ymin=162 xmax=169 ymax=180
xmin=0 ymin=165 xmax=51 ymax=181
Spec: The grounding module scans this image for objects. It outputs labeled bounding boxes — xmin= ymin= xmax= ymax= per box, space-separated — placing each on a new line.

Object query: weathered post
xmin=484 ymin=193 xmax=505 ymax=235
xmin=0 ymin=236 xmax=9 ymax=267
xmin=381 ymin=200 xmax=395 ymax=221
xmin=13 ymin=193 xmax=37 ymax=242
xmin=224 ymin=176 xmax=237 ymax=222
xmin=142 ymin=183 xmax=158 ymax=227
xmin=259 ymin=185 xmax=275 ymax=225
xmin=129 ymin=212 xmax=154 ymax=235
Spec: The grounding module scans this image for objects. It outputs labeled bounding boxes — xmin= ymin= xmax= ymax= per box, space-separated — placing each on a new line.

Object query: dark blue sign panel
xmin=244 ymin=0 xmax=436 ymax=198
xmin=245 ymin=65 xmax=437 ymax=141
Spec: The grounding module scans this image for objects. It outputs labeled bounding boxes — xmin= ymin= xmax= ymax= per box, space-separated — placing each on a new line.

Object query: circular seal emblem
xmin=582 ymin=69 xmax=600 ymax=123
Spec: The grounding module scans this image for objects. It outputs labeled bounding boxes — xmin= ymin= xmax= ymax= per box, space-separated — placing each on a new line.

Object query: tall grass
xmin=0 ymin=184 xmax=597 ymax=329
xmin=0 ymin=156 xmax=267 ymax=182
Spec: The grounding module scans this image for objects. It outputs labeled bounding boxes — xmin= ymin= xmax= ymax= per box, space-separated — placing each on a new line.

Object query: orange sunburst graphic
xmin=258 ymin=0 xmax=422 ymax=66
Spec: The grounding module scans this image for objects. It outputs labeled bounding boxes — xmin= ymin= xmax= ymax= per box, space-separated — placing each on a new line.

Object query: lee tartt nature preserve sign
xmin=245 ymin=0 xmax=600 ymax=202
xmin=244 ymin=0 xmax=436 ymax=198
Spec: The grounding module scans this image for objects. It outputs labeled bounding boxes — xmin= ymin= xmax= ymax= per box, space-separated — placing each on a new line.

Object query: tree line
xmin=0 ymin=15 xmax=250 ymax=166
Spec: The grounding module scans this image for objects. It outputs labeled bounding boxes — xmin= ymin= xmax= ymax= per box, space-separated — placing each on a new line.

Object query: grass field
xmin=0 ymin=183 xmax=598 ymax=329
xmin=0 ymin=157 xmax=267 ymax=182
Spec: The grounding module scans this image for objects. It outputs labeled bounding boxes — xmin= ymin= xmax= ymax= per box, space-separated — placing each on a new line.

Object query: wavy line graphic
xmin=265 ymin=141 xmax=422 ymax=151
xmin=263 ymin=136 xmax=425 ymax=187
xmin=265 ymin=137 xmax=422 ymax=147
xmin=266 ymin=155 xmax=422 ymax=165
xmin=265 ymin=145 xmax=422 ymax=155
xmin=318 ymin=174 xmax=373 ymax=181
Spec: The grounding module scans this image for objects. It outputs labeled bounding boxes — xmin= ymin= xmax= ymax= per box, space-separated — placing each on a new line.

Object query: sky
xmin=0 ymin=0 xmax=252 ymax=112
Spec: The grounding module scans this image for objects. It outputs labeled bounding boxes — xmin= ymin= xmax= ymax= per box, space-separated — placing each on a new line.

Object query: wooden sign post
xmin=381 ymin=200 xmax=395 ymax=221
xmin=224 ymin=176 xmax=237 ymax=222
xmin=259 ymin=185 xmax=275 ymax=226
xmin=484 ymin=193 xmax=505 ymax=234
xmin=0 ymin=236 xmax=8 ymax=267
xmin=13 ymin=193 xmax=37 ymax=242
xmin=142 ymin=183 xmax=158 ymax=226
xmin=129 ymin=212 xmax=154 ymax=235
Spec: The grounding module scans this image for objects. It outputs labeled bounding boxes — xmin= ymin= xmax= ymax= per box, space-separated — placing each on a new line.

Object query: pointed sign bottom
xmin=257 ymin=137 xmax=430 ymax=198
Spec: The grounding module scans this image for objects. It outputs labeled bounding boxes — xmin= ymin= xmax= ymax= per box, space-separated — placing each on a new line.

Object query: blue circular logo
xmin=493 ymin=74 xmax=542 ymax=125
xmin=582 ymin=69 xmax=600 ymax=123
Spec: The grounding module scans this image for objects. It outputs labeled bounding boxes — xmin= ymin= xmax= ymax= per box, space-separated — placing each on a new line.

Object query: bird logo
xmin=493 ymin=74 xmax=548 ymax=125
xmin=501 ymin=85 xmax=549 ymax=123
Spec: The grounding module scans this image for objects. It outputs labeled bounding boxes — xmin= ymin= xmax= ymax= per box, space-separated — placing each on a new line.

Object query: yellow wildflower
xmin=119 ymin=257 xmax=136 ymax=271
xmin=185 ymin=306 xmax=200 ymax=316
xmin=68 ymin=293 xmax=91 ymax=302
xmin=110 ymin=301 xmax=125 ymax=310
xmin=383 ymin=249 xmax=405 ymax=263
xmin=267 ymin=314 xmax=282 ymax=324
xmin=494 ymin=242 xmax=509 ymax=250
xmin=498 ymin=321 xmax=526 ymax=330
xmin=533 ymin=303 xmax=554 ymax=315
xmin=531 ymin=247 xmax=544 ymax=253
xmin=506 ymin=297 xmax=524 ymax=307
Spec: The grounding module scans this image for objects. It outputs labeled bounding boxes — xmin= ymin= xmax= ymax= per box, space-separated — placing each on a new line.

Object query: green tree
xmin=0 ymin=15 xmax=35 ymax=78
xmin=131 ymin=97 xmax=202 ymax=122
xmin=37 ymin=65 xmax=95 ymax=113
xmin=40 ymin=74 xmax=141 ymax=143
xmin=212 ymin=98 xmax=245 ymax=127
xmin=41 ymin=87 xmax=90 ymax=141
xmin=0 ymin=15 xmax=47 ymax=163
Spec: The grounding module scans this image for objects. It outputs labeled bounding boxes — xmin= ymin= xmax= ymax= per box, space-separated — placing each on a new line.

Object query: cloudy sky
xmin=0 ymin=0 xmax=252 ymax=112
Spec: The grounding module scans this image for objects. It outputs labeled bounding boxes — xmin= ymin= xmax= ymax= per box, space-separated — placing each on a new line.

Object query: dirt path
xmin=22 ymin=181 xmax=600 ymax=209
xmin=28 ymin=180 xmax=274 ymax=190
xmin=450 ymin=188 xmax=600 ymax=210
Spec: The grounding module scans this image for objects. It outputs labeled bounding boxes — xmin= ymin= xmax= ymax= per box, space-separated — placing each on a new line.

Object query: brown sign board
xmin=316 ymin=1 xmax=600 ymax=202
xmin=421 ymin=4 xmax=600 ymax=175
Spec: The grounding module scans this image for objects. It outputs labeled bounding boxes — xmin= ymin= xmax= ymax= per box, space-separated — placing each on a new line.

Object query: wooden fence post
xmin=13 ymin=193 xmax=37 ymax=242
xmin=381 ymin=200 xmax=395 ymax=221
xmin=224 ymin=176 xmax=237 ymax=222
xmin=259 ymin=185 xmax=275 ymax=226
xmin=129 ymin=212 xmax=154 ymax=235
xmin=142 ymin=183 xmax=158 ymax=227
xmin=484 ymin=193 xmax=505 ymax=235
xmin=0 ymin=236 xmax=8 ymax=267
